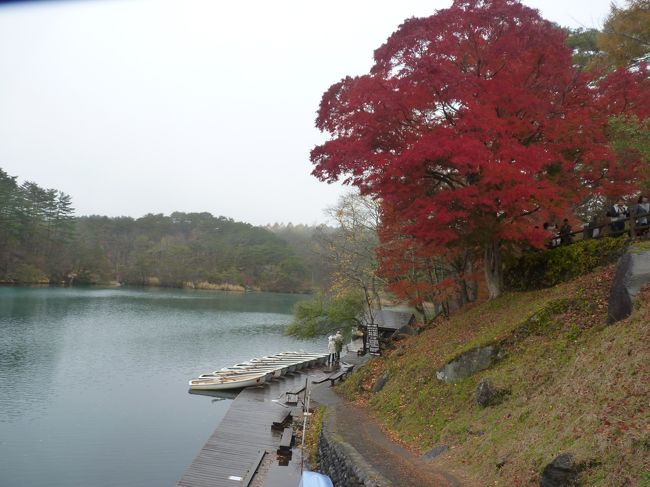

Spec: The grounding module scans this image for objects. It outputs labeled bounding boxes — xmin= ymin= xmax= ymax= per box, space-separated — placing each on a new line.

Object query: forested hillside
xmin=0 ymin=169 xmax=309 ymax=292
xmin=73 ymin=213 xmax=307 ymax=291
xmin=0 ymin=169 xmax=75 ymax=283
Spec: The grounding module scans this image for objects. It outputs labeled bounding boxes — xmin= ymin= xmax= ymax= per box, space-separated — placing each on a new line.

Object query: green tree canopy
xmin=284 ymin=291 xmax=365 ymax=338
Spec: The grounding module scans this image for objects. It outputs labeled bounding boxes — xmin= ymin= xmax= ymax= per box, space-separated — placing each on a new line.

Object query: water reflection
xmin=0 ymin=286 xmax=319 ymax=487
xmin=0 ymin=289 xmax=67 ymax=422
xmin=187 ymin=389 xmax=240 ymax=401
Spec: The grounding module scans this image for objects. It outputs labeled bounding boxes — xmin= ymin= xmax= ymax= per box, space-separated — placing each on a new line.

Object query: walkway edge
xmin=318 ymin=406 xmax=393 ymax=487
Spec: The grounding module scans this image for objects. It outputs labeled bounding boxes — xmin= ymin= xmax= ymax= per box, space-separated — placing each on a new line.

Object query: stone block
xmin=608 ymin=247 xmax=650 ymax=324
xmin=539 ymin=453 xmax=578 ymax=487
xmin=372 ymin=372 xmax=390 ymax=393
xmin=436 ymin=345 xmax=499 ymax=383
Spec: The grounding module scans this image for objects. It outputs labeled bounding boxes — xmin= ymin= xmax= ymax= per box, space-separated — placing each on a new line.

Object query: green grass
xmin=341 ymin=265 xmax=650 ymax=486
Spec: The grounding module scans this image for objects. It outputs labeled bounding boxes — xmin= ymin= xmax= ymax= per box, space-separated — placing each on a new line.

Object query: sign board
xmin=367 ymin=322 xmax=380 ymax=355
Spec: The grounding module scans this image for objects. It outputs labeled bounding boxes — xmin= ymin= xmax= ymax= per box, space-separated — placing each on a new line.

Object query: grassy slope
xmin=340 ymin=265 xmax=650 ymax=486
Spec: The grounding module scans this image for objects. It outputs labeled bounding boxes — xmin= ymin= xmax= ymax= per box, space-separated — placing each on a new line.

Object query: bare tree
xmin=314 ymin=191 xmax=384 ymax=323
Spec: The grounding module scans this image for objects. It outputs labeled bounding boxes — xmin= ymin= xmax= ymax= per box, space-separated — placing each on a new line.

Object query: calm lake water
xmin=0 ymin=287 xmax=321 ymax=487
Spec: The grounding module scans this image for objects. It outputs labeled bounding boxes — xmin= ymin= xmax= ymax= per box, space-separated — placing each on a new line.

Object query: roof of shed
xmin=363 ymin=309 xmax=415 ymax=330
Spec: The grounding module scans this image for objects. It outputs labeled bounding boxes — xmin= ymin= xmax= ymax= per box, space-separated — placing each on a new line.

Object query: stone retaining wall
xmin=317 ymin=408 xmax=392 ymax=487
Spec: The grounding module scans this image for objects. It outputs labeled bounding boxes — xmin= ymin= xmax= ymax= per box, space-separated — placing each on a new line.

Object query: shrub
xmin=284 ymin=291 xmax=365 ymax=338
xmin=504 ymin=237 xmax=628 ymax=291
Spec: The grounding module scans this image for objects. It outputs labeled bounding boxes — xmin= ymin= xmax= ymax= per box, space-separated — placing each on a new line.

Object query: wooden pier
xmin=177 ymin=371 xmax=319 ymax=487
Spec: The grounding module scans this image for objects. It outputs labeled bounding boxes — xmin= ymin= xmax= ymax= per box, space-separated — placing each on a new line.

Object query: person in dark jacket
xmin=634 ymin=195 xmax=650 ymax=236
xmin=333 ymin=330 xmax=343 ymax=364
xmin=543 ymin=222 xmax=560 ymax=248
xmin=559 ymin=219 xmax=573 ymax=245
xmin=606 ymin=199 xmax=629 ymax=236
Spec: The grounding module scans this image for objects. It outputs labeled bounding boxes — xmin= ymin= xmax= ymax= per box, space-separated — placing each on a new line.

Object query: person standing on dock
xmin=334 ymin=330 xmax=344 ymax=365
xmin=327 ymin=334 xmax=336 ymax=366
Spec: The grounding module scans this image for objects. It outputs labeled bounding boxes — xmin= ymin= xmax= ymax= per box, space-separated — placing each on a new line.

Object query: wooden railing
xmin=546 ymin=211 xmax=650 ymax=248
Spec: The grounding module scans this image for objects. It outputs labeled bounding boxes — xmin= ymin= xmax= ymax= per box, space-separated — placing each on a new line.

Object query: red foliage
xmin=377 ymin=202 xmax=479 ymax=312
xmin=311 ymin=0 xmax=647 ymax=260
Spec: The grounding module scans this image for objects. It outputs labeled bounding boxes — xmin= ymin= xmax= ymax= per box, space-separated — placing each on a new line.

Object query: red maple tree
xmin=311 ymin=0 xmax=645 ymax=299
xmin=378 ymin=202 xmax=479 ymax=319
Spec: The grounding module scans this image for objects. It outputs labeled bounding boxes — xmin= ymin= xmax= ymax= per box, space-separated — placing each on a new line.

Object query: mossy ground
xmin=339 ymin=265 xmax=650 ymax=486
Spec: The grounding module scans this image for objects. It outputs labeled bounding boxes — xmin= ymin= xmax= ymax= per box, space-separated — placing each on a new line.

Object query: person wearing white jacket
xmin=327 ymin=334 xmax=336 ymax=366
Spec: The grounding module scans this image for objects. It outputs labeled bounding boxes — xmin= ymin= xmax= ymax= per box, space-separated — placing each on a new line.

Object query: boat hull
xmin=188 ymin=373 xmax=266 ymax=390
xmin=188 ymin=351 xmax=329 ymax=391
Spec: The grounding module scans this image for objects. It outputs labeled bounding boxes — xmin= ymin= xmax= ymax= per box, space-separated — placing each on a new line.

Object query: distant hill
xmin=0 ymin=168 xmax=310 ymax=292
xmin=72 ymin=212 xmax=309 ymax=292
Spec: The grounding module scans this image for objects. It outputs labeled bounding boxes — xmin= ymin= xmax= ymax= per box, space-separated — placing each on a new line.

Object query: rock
xmin=475 ymin=378 xmax=509 ymax=407
xmin=421 ymin=445 xmax=449 ymax=460
xmin=372 ymin=372 xmax=390 ymax=393
xmin=493 ymin=451 xmax=514 ymax=471
xmin=608 ymin=247 xmax=650 ymax=324
xmin=467 ymin=426 xmax=485 ymax=436
xmin=436 ymin=345 xmax=500 ymax=383
xmin=476 ymin=378 xmax=495 ymax=407
xmin=539 ymin=453 xmax=578 ymax=487
xmin=495 ymin=455 xmax=509 ymax=470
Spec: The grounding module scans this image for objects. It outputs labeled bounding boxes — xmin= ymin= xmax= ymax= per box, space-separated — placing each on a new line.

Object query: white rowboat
xmin=188 ymin=372 xmax=267 ymax=390
xmin=188 ymin=351 xmax=328 ymax=391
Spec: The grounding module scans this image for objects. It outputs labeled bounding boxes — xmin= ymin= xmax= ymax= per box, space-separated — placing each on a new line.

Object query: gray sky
xmin=0 ymin=0 xmax=613 ymax=225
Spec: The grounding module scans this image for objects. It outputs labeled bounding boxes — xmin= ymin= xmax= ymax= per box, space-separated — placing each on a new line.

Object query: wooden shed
xmin=363 ymin=309 xmax=416 ymax=337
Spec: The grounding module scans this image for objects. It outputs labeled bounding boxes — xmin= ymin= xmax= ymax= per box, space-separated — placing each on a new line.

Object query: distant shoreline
xmin=0 ymin=280 xmax=313 ymax=295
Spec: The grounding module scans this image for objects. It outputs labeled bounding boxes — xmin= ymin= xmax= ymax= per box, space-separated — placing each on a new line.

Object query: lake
xmin=0 ymin=286 xmax=321 ymax=487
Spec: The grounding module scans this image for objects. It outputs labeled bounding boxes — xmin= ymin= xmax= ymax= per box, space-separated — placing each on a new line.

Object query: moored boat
xmin=188 ymin=351 xmax=328 ymax=391
xmin=188 ymin=372 xmax=267 ymax=390
xmin=251 ymin=353 xmax=326 ymax=367
xmin=227 ymin=364 xmax=290 ymax=376
xmin=199 ymin=369 xmax=275 ymax=381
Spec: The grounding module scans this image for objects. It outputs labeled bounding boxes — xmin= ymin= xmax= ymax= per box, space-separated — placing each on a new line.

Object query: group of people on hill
xmin=544 ymin=219 xmax=574 ymax=248
xmin=545 ymin=195 xmax=650 ymax=247
xmin=605 ymin=196 xmax=650 ymax=236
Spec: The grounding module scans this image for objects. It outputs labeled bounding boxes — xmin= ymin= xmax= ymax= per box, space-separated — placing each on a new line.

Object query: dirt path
xmin=332 ymin=401 xmax=465 ymax=487
xmin=311 ymin=377 xmax=468 ymax=487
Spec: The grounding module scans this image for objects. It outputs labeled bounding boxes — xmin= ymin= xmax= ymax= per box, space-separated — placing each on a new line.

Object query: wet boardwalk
xmin=176 ymin=371 xmax=319 ymax=487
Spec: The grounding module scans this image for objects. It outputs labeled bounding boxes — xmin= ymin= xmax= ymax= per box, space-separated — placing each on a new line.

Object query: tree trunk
xmin=466 ymin=256 xmax=478 ymax=302
xmin=457 ymin=279 xmax=470 ymax=306
xmin=371 ymin=276 xmax=382 ymax=310
xmin=484 ymin=240 xmax=503 ymax=300
xmin=362 ymin=286 xmax=375 ymax=324
xmin=415 ymin=302 xmax=429 ymax=324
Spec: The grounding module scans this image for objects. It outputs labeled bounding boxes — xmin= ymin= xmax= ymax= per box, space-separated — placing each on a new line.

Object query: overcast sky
xmin=0 ymin=0 xmax=614 ymax=225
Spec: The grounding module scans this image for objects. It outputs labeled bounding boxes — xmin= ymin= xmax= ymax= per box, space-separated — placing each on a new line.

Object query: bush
xmin=284 ymin=291 xmax=365 ymax=338
xmin=504 ymin=237 xmax=628 ymax=291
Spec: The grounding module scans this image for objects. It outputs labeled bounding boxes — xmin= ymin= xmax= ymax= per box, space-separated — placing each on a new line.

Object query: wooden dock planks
xmin=177 ymin=373 xmax=310 ymax=487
